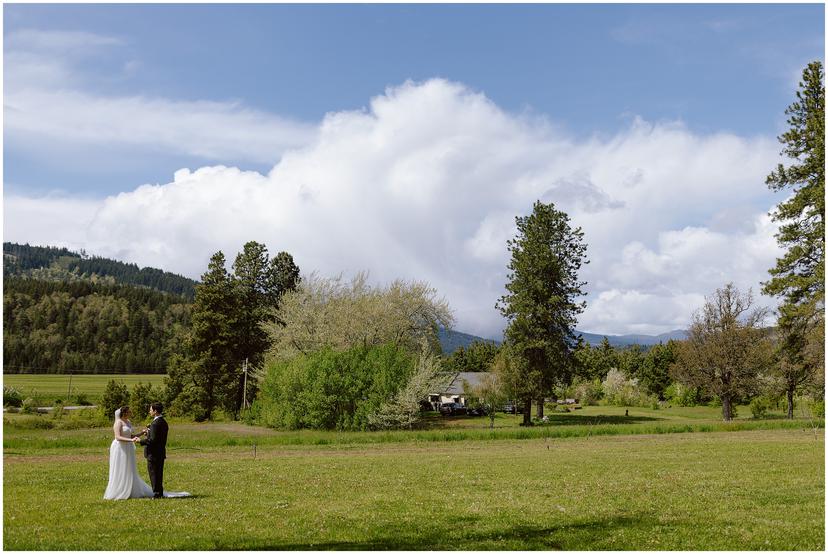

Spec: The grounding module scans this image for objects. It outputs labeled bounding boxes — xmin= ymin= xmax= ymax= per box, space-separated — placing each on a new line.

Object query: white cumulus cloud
xmin=4 ymin=78 xmax=785 ymax=339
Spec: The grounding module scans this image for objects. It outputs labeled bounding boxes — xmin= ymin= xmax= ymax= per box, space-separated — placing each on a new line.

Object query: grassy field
xmin=3 ymin=380 xmax=824 ymax=549
xmin=3 ymin=423 xmax=823 ymax=550
xmin=3 ymin=374 xmax=166 ymax=404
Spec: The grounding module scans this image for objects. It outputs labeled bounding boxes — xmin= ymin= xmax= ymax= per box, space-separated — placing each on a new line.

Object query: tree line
xmin=3 ymin=278 xmax=191 ymax=374
xmin=4 ymin=242 xmax=197 ymax=298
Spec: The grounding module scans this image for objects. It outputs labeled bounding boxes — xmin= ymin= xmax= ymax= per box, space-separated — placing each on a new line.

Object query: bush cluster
xmin=4 ymin=408 xmax=109 ymax=430
xmin=98 ymin=379 xmax=161 ymax=423
xmin=257 ymin=342 xmax=415 ymax=430
xmin=664 ymin=382 xmax=704 ymax=407
xmin=3 ymin=386 xmax=23 ymax=407
xmin=570 ymin=378 xmax=603 ymax=406
xmin=21 ymin=397 xmax=37 ymax=414
xmin=601 ymin=368 xmax=657 ymax=408
xmin=750 ymin=397 xmax=771 ymax=419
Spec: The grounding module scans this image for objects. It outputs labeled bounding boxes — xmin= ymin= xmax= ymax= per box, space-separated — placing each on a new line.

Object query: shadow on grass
xmin=234 ymin=513 xmax=660 ymax=550
xmin=539 ymin=414 xmax=663 ymax=426
xmin=420 ymin=413 xmax=663 ymax=430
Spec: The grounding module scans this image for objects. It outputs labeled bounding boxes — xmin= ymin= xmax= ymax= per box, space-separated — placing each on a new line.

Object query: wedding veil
xmin=114 ymin=408 xmax=121 ymax=420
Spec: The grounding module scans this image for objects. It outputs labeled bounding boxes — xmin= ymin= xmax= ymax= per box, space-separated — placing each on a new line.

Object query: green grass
xmin=3 ymin=427 xmax=823 ymax=550
xmin=3 ymin=374 xmax=165 ymax=404
xmin=4 ymin=407 xmax=822 ymax=451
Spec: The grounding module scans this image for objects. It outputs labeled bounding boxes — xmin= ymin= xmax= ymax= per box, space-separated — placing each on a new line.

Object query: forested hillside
xmin=3 ymin=242 xmax=197 ymax=298
xmin=3 ymin=278 xmax=191 ymax=374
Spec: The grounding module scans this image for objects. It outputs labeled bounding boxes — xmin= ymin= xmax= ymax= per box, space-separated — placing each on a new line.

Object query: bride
xmin=103 ymin=406 xmax=155 ymax=500
xmin=103 ymin=406 xmax=189 ymax=500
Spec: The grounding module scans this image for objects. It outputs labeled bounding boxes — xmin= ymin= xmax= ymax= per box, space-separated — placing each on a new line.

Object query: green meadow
xmin=3 ymin=373 xmax=166 ymax=404
xmin=3 ymin=405 xmax=824 ymax=550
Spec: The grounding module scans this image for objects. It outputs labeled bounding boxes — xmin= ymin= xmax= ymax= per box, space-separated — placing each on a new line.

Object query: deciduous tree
xmin=671 ymin=284 xmax=772 ymax=421
xmin=264 ymin=271 xmax=453 ymax=360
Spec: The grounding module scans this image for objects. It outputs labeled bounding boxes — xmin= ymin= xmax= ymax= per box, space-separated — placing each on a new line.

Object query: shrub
xmin=750 ymin=397 xmax=771 ymax=419
xmin=368 ymin=349 xmax=444 ymax=430
xmin=572 ymin=378 xmax=603 ymax=406
xmin=100 ymin=380 xmax=130 ymax=421
xmin=55 ymin=408 xmax=109 ymax=429
xmin=72 ymin=393 xmax=92 ymax=406
xmin=240 ymin=401 xmax=261 ymax=426
xmin=3 ymin=386 xmax=23 ymax=408
xmin=601 ymin=368 xmax=655 ymax=407
xmin=52 ymin=399 xmax=65 ymax=419
xmin=21 ymin=397 xmax=37 ymax=414
xmin=258 ymin=342 xmax=415 ymax=431
xmin=130 ymin=382 xmax=158 ymax=424
xmin=800 ymin=398 xmax=825 ymax=419
xmin=665 ymin=383 xmax=704 ymax=407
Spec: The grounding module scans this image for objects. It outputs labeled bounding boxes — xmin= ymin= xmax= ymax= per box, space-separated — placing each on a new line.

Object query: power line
xmin=2 ymin=363 xmax=167 ymax=373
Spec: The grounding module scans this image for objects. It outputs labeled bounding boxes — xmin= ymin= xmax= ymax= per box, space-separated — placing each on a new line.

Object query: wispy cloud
xmin=4 ymin=28 xmax=317 ymax=166
xmin=6 ymin=29 xmax=124 ymax=50
xmin=5 ymin=89 xmax=317 ymax=164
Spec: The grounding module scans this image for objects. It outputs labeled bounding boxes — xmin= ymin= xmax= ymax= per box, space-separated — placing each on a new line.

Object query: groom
xmin=140 ymin=402 xmax=168 ymax=498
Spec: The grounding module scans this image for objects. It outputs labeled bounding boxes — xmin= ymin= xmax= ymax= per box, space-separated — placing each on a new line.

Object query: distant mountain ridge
xmin=576 ymin=329 xmax=688 ymax=347
xmin=439 ymin=327 xmax=687 ymax=353
xmin=3 ymin=242 xmax=197 ymax=299
xmin=438 ymin=328 xmax=498 ymax=354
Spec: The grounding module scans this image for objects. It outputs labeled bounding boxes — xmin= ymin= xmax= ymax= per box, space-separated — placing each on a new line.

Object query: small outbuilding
xmin=428 ymin=371 xmax=492 ymax=408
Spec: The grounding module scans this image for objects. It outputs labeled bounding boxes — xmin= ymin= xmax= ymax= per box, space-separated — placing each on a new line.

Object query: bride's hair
xmin=118 ymin=405 xmax=130 ymax=419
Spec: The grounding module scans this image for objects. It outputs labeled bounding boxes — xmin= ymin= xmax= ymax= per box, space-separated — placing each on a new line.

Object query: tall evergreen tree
xmin=764 ymin=61 xmax=825 ymax=314
xmin=166 ymin=252 xmax=238 ymax=420
xmin=497 ymin=200 xmax=588 ymax=425
xmin=763 ymin=61 xmax=825 ymax=413
xmin=230 ymin=242 xmax=300 ymax=412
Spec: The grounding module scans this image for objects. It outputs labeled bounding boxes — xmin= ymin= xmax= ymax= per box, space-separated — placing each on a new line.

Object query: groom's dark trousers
xmin=140 ymin=416 xmax=168 ymax=498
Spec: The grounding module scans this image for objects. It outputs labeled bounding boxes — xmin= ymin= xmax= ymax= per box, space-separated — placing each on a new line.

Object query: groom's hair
xmin=151 ymin=402 xmax=164 ymax=414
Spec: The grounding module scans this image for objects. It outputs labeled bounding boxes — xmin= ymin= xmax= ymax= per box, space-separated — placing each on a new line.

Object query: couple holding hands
xmin=103 ymin=402 xmax=189 ymax=500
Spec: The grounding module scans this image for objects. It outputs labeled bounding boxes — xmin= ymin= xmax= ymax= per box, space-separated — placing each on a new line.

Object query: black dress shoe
xmin=153 ymin=494 xmax=163 ymax=499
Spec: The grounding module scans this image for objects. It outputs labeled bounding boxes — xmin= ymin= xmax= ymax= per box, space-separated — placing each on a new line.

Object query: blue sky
xmin=3 ymin=3 xmax=825 ymax=338
xmin=5 ymin=3 xmax=823 ymax=195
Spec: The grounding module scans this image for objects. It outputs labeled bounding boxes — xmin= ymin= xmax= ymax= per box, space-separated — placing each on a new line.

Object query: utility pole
xmin=242 ymin=358 xmax=249 ymax=409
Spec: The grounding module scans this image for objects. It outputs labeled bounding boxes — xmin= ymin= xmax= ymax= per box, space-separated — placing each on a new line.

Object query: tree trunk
xmin=786 ymin=386 xmax=795 ymax=419
xmin=536 ymin=397 xmax=544 ymax=419
xmin=521 ymin=398 xmax=533 ymax=426
xmin=721 ymin=395 xmax=732 ymax=421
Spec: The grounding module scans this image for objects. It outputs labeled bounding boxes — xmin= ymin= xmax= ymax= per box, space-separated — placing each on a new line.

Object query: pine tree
xmin=166 ymin=252 xmax=238 ymax=420
xmin=230 ymin=242 xmax=300 ymax=413
xmin=764 ymin=61 xmax=824 ymax=316
xmin=497 ymin=200 xmax=588 ymax=424
xmin=764 ymin=61 xmax=825 ymax=413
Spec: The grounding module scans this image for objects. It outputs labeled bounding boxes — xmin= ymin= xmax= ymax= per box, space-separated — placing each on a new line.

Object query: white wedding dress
xmin=103 ymin=416 xmax=190 ymax=500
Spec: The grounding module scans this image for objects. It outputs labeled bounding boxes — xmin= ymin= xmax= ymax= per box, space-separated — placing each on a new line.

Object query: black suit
xmin=140 ymin=416 xmax=168 ymax=497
